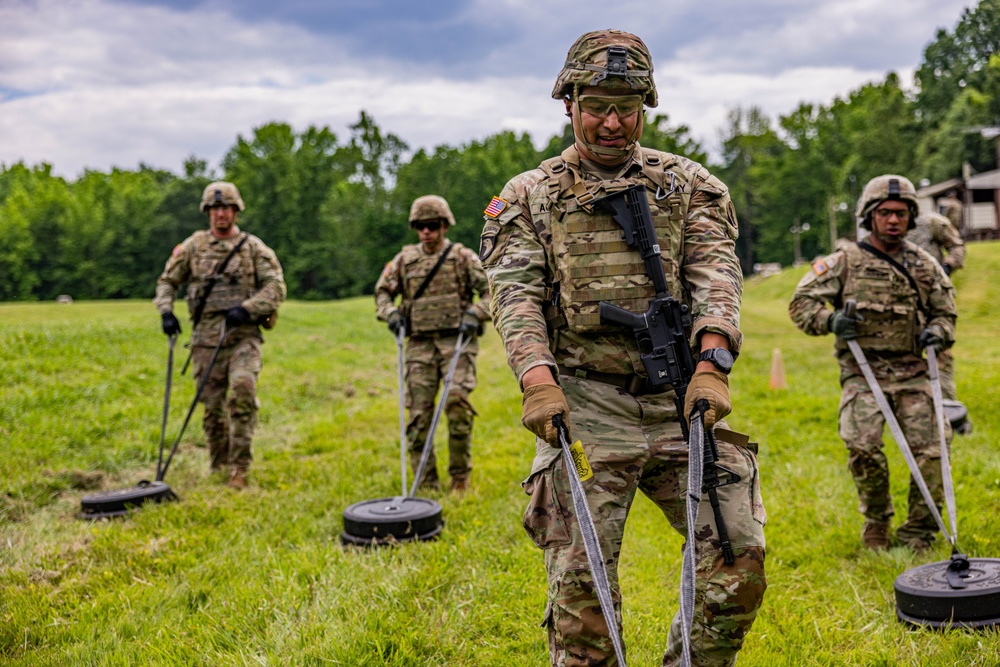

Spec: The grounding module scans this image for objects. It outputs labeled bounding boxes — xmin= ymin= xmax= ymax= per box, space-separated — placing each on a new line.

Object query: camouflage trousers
xmin=937 ymin=348 xmax=956 ymax=402
xmin=192 ymin=334 xmax=262 ymax=473
xmin=405 ymin=334 xmax=479 ymax=486
xmin=838 ymin=356 xmax=951 ymax=545
xmin=522 ymin=375 xmax=767 ymax=667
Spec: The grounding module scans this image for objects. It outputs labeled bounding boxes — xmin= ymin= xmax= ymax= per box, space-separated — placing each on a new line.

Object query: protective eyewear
xmin=874 ymin=208 xmax=911 ymax=221
xmin=412 ymin=220 xmax=442 ymax=232
xmin=576 ymin=94 xmax=644 ymax=119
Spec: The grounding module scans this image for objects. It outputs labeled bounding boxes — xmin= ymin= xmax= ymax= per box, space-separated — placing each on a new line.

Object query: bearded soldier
xmin=375 ymin=195 xmax=491 ymax=493
xmin=482 ymin=30 xmax=766 ymax=667
xmin=154 ymin=182 xmax=286 ymax=489
xmin=790 ymin=175 xmax=957 ymax=552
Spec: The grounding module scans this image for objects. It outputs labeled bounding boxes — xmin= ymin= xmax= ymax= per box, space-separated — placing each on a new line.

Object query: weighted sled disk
xmin=895 ymin=557 xmax=1000 ymax=629
xmin=941 ymin=399 xmax=969 ymax=433
xmin=79 ymin=480 xmax=178 ymax=520
xmin=341 ymin=496 xmax=443 ymax=546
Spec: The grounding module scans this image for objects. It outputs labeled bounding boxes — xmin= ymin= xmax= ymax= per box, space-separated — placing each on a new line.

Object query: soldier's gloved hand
xmin=458 ymin=310 xmax=481 ymax=339
xmin=683 ymin=370 xmax=731 ymax=429
xmin=828 ymin=309 xmax=863 ymax=340
xmin=225 ymin=306 xmax=252 ymax=327
xmin=387 ymin=310 xmax=404 ymax=335
xmin=918 ymin=325 xmax=946 ymax=352
xmin=161 ymin=312 xmax=181 ymax=336
xmin=943 ymin=264 xmax=953 ymax=276
xmin=521 ymin=383 xmax=570 ymax=448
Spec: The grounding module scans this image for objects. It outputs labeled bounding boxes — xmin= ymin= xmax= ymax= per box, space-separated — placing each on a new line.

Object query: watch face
xmin=701 ymin=348 xmax=734 ymax=372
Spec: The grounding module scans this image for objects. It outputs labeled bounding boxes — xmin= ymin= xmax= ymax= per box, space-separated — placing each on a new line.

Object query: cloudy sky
xmin=0 ymin=0 xmax=976 ymax=178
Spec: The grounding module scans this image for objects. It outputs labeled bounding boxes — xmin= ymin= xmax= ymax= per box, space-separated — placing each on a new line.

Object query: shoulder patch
xmin=812 ymin=258 xmax=830 ymax=276
xmin=171 ymin=244 xmax=183 ymax=258
xmin=484 ymin=196 xmax=508 ymax=219
xmin=381 ymin=260 xmax=394 ymax=279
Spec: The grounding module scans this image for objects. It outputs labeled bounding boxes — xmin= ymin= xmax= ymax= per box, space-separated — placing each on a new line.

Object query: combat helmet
xmin=409 ymin=195 xmax=455 ymax=227
xmin=552 ymin=29 xmax=658 ymax=107
xmin=200 ymin=181 xmax=246 ymax=213
xmin=856 ymin=175 xmax=918 ymax=230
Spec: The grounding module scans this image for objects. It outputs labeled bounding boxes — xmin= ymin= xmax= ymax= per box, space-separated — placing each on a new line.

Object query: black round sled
xmin=341 ymin=496 xmax=444 ymax=546
xmin=895 ymin=556 xmax=1000 ymax=629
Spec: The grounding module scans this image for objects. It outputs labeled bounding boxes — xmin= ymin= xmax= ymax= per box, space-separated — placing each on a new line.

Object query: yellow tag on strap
xmin=569 ymin=440 xmax=594 ymax=481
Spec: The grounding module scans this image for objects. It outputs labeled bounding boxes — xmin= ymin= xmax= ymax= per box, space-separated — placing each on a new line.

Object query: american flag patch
xmin=171 ymin=244 xmax=183 ymax=257
xmin=484 ymin=196 xmax=508 ymax=218
xmin=812 ymin=259 xmax=829 ymax=276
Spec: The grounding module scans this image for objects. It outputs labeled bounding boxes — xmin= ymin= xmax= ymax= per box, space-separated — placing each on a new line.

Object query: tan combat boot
xmin=227 ymin=467 xmax=248 ymax=490
xmin=862 ymin=521 xmax=889 ymax=550
xmin=450 ymin=476 xmax=470 ymax=493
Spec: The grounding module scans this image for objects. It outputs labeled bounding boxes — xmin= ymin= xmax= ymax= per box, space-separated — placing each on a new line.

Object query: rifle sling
xmin=192 ymin=233 xmax=250 ymax=326
xmin=856 ymin=241 xmax=929 ymax=319
xmin=411 ymin=242 xmax=454 ymax=302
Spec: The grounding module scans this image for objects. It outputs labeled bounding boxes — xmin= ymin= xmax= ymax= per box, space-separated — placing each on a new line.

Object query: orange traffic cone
xmin=769 ymin=348 xmax=787 ymax=390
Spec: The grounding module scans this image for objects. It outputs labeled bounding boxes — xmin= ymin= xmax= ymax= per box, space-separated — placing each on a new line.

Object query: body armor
xmin=838 ymin=242 xmax=925 ymax=354
xmin=537 ymin=148 xmax=691 ymax=334
xmin=401 ymin=243 xmax=468 ymax=334
xmin=184 ymin=232 xmax=256 ymax=317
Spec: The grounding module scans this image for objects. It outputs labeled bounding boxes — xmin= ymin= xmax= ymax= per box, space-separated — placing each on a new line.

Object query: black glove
xmin=943 ymin=264 xmax=953 ymax=276
xmin=225 ymin=306 xmax=252 ymax=327
xmin=458 ymin=310 xmax=481 ymax=339
xmin=387 ymin=310 xmax=404 ymax=335
xmin=917 ymin=326 xmax=945 ymax=352
xmin=161 ymin=312 xmax=181 ymax=336
xmin=829 ymin=309 xmax=863 ymax=340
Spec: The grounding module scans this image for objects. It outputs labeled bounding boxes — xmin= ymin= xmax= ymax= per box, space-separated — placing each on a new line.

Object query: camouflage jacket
xmin=481 ymin=143 xmax=743 ymax=384
xmin=909 ymin=212 xmax=966 ymax=272
xmin=789 ymin=240 xmax=956 ymax=358
xmin=374 ymin=241 xmax=492 ymax=334
xmin=154 ymin=229 xmax=286 ymax=346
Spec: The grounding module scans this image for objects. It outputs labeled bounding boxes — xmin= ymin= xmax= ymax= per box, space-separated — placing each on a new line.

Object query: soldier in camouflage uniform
xmin=909 ymin=209 xmax=966 ymax=404
xmin=789 ymin=175 xmax=957 ymax=552
xmin=938 ymin=190 xmax=963 ymax=231
xmin=154 ymin=182 xmax=286 ymax=489
xmin=482 ymin=30 xmax=766 ymax=667
xmin=375 ymin=195 xmax=491 ymax=493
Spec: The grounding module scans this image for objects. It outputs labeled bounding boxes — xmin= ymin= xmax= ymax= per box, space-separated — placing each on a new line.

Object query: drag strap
xmin=408 ymin=330 xmax=469 ymax=498
xmin=846 ymin=339 xmax=952 ymax=543
xmin=678 ymin=413 xmax=706 ymax=667
xmin=155 ymin=335 xmax=177 ymax=479
xmin=412 ymin=243 xmax=454 ymax=302
xmin=554 ymin=416 xmax=627 ymax=667
xmin=396 ymin=326 xmax=408 ymax=497
xmin=927 ymin=347 xmax=959 ymax=546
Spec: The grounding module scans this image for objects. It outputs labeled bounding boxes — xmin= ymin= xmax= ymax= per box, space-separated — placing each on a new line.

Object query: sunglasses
xmin=577 ymin=94 xmax=644 ymax=119
xmin=412 ymin=220 xmax=442 ymax=232
xmin=874 ymin=208 xmax=911 ymax=220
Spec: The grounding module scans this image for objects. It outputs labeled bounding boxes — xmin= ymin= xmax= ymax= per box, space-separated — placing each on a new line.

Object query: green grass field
xmin=2 ymin=243 xmax=999 ymax=666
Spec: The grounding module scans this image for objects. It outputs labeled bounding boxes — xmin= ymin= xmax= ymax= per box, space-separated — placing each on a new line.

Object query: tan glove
xmin=683 ymin=370 xmax=731 ymax=429
xmin=521 ymin=383 xmax=570 ymax=447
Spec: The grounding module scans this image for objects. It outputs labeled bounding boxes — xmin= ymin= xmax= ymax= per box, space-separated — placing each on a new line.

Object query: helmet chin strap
xmin=571 ymin=88 xmax=640 ymax=163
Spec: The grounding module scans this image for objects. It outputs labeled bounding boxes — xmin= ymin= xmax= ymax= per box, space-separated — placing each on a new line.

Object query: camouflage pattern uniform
xmin=938 ymin=193 xmax=964 ymax=230
xmin=789 ymin=240 xmax=956 ymax=547
xmin=484 ymin=134 xmax=766 ymax=665
xmin=154 ymin=229 xmax=285 ymax=474
xmin=375 ymin=242 xmax=491 ymax=488
xmin=908 ymin=211 xmax=965 ymax=400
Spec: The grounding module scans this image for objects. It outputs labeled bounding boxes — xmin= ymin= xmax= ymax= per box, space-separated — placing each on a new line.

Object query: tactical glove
xmin=683 ymin=369 xmax=731 ymax=429
xmin=943 ymin=264 xmax=953 ymax=276
xmin=387 ymin=310 xmax=404 ymax=335
xmin=917 ymin=325 xmax=946 ymax=352
xmin=521 ymin=383 xmax=570 ymax=448
xmin=225 ymin=306 xmax=252 ymax=328
xmin=828 ymin=309 xmax=863 ymax=340
xmin=458 ymin=310 xmax=482 ymax=339
xmin=161 ymin=312 xmax=182 ymax=336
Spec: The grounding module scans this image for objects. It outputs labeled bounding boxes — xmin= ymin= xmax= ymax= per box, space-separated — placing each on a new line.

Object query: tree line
xmin=1 ymin=0 xmax=997 ymax=303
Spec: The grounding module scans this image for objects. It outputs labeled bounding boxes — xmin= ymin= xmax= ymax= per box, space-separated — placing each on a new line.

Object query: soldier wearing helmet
xmin=154 ymin=181 xmax=286 ymax=489
xmin=375 ymin=194 xmax=491 ymax=492
xmin=482 ymin=30 xmax=766 ymax=665
xmin=790 ymin=174 xmax=957 ymax=552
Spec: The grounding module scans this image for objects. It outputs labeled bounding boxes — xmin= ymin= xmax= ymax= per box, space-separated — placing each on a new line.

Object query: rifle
xmin=592 ymin=183 xmax=738 ymax=564
xmin=180 ymin=233 xmax=249 ymax=374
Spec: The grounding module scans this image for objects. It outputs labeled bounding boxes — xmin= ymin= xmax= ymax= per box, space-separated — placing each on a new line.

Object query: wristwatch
xmin=698 ymin=348 xmax=735 ymax=375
